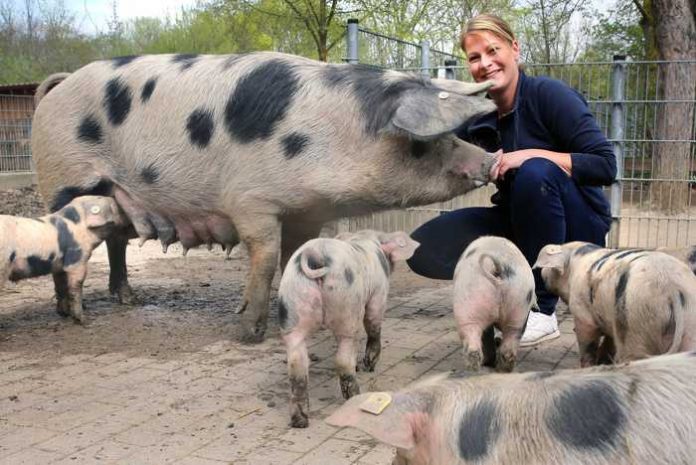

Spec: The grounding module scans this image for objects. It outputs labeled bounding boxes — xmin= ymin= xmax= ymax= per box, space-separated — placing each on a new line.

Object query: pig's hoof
xmin=240 ymin=330 xmax=266 ymax=344
xmin=495 ymin=353 xmax=515 ymax=373
xmin=463 ymin=351 xmax=483 ymax=371
xmin=118 ymin=289 xmax=138 ymax=306
xmin=55 ymin=304 xmax=70 ymax=318
xmin=290 ymin=412 xmax=309 ymax=428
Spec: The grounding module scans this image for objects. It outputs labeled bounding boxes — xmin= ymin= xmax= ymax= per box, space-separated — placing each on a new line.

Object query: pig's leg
xmin=280 ymin=220 xmax=324 ymax=272
xmin=575 ymin=316 xmax=602 ymax=367
xmin=284 ymin=330 xmax=311 ymax=428
xmin=496 ymin=325 xmax=524 ymax=372
xmin=363 ymin=294 xmax=387 ymax=372
xmin=65 ymin=265 xmax=88 ymax=324
xmin=106 ymin=233 xmax=135 ymax=305
xmin=336 ymin=336 xmax=360 ymax=399
xmin=236 ymin=217 xmax=281 ymax=343
xmin=53 ymin=271 xmax=70 ymax=317
xmin=459 ymin=324 xmax=484 ymax=371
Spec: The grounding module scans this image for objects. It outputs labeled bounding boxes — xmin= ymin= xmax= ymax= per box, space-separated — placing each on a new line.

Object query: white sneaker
xmin=520 ymin=311 xmax=560 ymax=347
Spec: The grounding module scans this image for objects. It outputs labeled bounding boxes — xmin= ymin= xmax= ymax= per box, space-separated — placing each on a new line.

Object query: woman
xmin=407 ymin=14 xmax=616 ymax=346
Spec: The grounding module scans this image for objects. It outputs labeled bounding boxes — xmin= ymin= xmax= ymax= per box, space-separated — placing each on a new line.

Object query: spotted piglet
xmin=534 ymin=242 xmax=696 ymax=366
xmin=453 ymin=236 xmax=536 ymax=372
xmin=1 ymin=195 xmax=122 ymax=323
xmin=327 ymin=351 xmax=696 ymax=465
xmin=277 ymin=230 xmax=419 ymax=428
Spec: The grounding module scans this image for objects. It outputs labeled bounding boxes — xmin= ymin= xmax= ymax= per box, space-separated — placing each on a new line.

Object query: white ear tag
xmin=438 ymin=91 xmax=449 ymax=100
xmin=90 ymin=206 xmax=101 ymax=214
xmin=359 ymin=392 xmax=392 ymax=415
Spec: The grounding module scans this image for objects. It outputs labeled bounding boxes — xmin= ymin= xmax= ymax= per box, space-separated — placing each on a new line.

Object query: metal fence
xmin=0 ymin=94 xmax=33 ymax=172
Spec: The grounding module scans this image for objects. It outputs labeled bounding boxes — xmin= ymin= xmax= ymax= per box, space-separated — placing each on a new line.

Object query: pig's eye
xmin=410 ymin=140 xmax=429 ymax=159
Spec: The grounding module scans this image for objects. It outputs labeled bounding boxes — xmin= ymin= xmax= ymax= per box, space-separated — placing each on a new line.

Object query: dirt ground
xmin=0 ymin=186 xmax=447 ymax=364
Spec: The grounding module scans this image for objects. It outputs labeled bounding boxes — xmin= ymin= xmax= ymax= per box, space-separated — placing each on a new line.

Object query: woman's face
xmin=463 ymin=31 xmax=520 ymax=94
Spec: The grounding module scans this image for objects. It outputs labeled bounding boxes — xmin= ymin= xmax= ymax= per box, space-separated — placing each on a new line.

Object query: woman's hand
xmin=489 ymin=149 xmax=572 ymax=181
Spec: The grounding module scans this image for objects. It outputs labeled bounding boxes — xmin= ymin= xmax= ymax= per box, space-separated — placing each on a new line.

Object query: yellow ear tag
xmin=359 ymin=392 xmax=392 ymax=415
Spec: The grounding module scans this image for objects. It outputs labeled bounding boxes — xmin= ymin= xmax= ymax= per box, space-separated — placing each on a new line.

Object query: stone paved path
xmin=1 ymin=252 xmax=579 ymax=465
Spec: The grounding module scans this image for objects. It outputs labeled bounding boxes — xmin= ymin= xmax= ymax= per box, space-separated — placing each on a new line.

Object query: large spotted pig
xmin=278 ymin=229 xmax=419 ymax=427
xmin=327 ymin=351 xmax=696 ymax=465
xmin=453 ymin=236 xmax=536 ymax=372
xmin=0 ymin=196 xmax=122 ymax=323
xmin=534 ymin=242 xmax=696 ymax=366
xmin=31 ymin=52 xmax=496 ymax=342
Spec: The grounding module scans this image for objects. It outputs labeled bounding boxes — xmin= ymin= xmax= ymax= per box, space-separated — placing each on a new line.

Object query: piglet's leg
xmin=284 ymin=331 xmax=311 ymax=428
xmin=53 ymin=271 xmax=70 ymax=318
xmin=363 ymin=294 xmax=387 ymax=372
xmin=336 ymin=337 xmax=360 ymax=399
xmin=575 ymin=316 xmax=602 ymax=368
xmin=459 ymin=324 xmax=484 ymax=371
xmin=496 ymin=325 xmax=524 ymax=373
xmin=65 ymin=265 xmax=88 ymax=324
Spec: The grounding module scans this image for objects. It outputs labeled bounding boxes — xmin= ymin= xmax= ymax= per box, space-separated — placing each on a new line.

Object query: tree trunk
xmin=648 ymin=0 xmax=696 ymax=213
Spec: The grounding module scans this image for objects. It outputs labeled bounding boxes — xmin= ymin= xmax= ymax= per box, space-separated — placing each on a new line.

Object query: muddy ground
xmin=0 ymin=186 xmax=448 ymax=368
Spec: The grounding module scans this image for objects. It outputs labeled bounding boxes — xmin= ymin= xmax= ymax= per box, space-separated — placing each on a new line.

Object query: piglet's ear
xmin=533 ymin=245 xmax=567 ymax=271
xmin=379 ymin=232 xmax=420 ymax=262
xmin=83 ymin=203 xmax=113 ymax=228
xmin=325 ymin=392 xmax=417 ymax=450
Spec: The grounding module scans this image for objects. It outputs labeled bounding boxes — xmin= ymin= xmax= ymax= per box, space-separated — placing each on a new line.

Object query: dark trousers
xmin=407 ymin=158 xmax=610 ymax=315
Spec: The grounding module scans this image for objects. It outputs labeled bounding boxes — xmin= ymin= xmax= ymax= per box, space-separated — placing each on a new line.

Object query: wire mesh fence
xmin=0 ymin=94 xmax=34 ymax=172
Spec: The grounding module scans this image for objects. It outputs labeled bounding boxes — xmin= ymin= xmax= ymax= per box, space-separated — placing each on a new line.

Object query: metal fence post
xmin=444 ymin=59 xmax=457 ymax=80
xmin=609 ymin=55 xmax=626 ymax=248
xmin=420 ymin=40 xmax=430 ymax=76
xmin=346 ymin=19 xmax=359 ymax=64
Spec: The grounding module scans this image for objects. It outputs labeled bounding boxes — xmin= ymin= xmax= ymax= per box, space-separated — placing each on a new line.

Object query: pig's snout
xmin=449 ymin=152 xmax=497 ymax=186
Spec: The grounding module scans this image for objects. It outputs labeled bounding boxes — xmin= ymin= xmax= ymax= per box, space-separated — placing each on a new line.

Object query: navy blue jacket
xmin=457 ymin=71 xmax=617 ymax=225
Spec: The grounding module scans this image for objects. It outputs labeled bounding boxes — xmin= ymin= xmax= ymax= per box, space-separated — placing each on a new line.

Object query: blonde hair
xmin=460 ymin=14 xmax=516 ymax=51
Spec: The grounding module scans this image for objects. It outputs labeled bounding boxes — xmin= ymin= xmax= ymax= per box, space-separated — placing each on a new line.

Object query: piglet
xmin=277 ymin=229 xmax=419 ymax=428
xmin=1 ymin=195 xmax=122 ymax=323
xmin=534 ymin=242 xmax=696 ymax=366
xmin=327 ymin=351 xmax=696 ymax=465
xmin=453 ymin=236 xmax=536 ymax=372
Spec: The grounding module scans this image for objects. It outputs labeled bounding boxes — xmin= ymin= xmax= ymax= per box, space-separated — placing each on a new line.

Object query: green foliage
xmin=578 ymin=3 xmax=646 ymax=61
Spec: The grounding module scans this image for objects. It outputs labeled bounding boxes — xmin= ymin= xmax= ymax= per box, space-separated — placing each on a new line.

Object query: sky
xmin=62 ymin=0 xmax=201 ymax=34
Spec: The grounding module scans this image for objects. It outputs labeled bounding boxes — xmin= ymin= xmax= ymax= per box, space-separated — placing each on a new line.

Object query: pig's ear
xmin=390 ymin=89 xmax=495 ymax=140
xmin=431 ymin=78 xmax=493 ymax=96
xmin=83 ymin=201 xmax=115 ymax=228
xmin=325 ymin=392 xmax=421 ymax=450
xmin=379 ymin=232 xmax=420 ymax=261
xmin=533 ymin=245 xmax=567 ymax=271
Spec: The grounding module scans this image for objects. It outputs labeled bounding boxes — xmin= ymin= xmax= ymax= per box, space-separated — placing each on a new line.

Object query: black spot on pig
xmin=104 ymin=77 xmax=132 ymax=126
xmin=77 ymin=115 xmax=103 ymax=144
xmin=613 ymin=248 xmax=646 ymax=260
xmin=547 ymin=381 xmax=626 ymax=451
xmin=9 ymin=251 xmax=16 ymax=263
xmin=574 ymin=243 xmax=600 ymax=256
xmin=224 ymin=60 xmax=299 ymax=143
xmin=11 ymin=253 xmax=55 ymax=280
xmin=458 ymin=399 xmax=501 ymax=461
xmin=112 ymin=55 xmax=140 ymax=68
xmin=590 ymin=249 xmax=627 ymax=272
xmin=410 ymin=140 xmax=429 ymax=159
xmin=665 ymin=297 xmax=676 ymax=343
xmin=186 ymin=108 xmax=215 ymax=148
xmin=141 ymin=164 xmax=160 ymax=184
xmin=679 ymin=291 xmax=686 ymax=307
xmin=307 ymin=253 xmax=329 ymax=270
xmin=278 ymin=297 xmax=289 ymax=329
xmin=465 ymin=248 xmax=478 ymax=259
xmin=173 ymin=53 xmax=199 ymax=70
xmin=141 ymin=77 xmax=157 ymax=103
xmin=490 ymin=257 xmax=515 ymax=279
xmin=526 ymin=289 xmax=533 ymax=305
xmin=50 ymin=217 xmax=82 ymax=266
xmin=282 ymin=133 xmax=309 ymax=159
xmin=615 ymin=270 xmax=629 ymax=342
xmin=376 ymin=250 xmax=390 ymax=276
xmin=50 ymin=179 xmax=113 ymax=212
xmin=352 ymin=69 xmax=427 ymax=137
xmin=60 ymin=206 xmax=81 ymax=223
xmin=344 ymin=268 xmax=354 ymax=285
